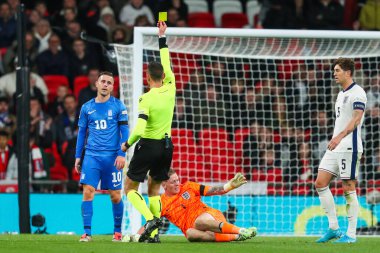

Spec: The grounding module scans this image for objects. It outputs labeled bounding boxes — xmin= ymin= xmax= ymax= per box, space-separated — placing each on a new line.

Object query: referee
xmin=121 ymin=21 xmax=175 ymax=243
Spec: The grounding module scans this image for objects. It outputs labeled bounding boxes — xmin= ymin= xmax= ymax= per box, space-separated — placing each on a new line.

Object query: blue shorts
xmin=79 ymin=154 xmax=123 ymax=190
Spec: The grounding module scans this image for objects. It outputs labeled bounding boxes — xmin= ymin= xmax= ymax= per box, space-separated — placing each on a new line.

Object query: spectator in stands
xmin=61 ymin=21 xmax=84 ymax=52
xmin=183 ymin=70 xmax=206 ymax=132
xmin=27 ymin=9 xmax=42 ymax=32
xmin=80 ymin=0 xmax=110 ymax=29
xmin=6 ymin=134 xmax=49 ymax=183
xmin=0 ymin=97 xmax=16 ymax=136
xmin=34 ymin=1 xmax=49 ymax=19
xmin=285 ymin=65 xmax=309 ymax=120
xmin=225 ymin=78 xmax=247 ymax=132
xmin=7 ymin=0 xmax=19 ymax=16
xmin=0 ymin=130 xmax=13 ymax=180
xmin=54 ymin=94 xmax=78 ymax=176
xmin=279 ymin=126 xmax=298 ymax=183
xmin=316 ymin=59 xmax=333 ymax=103
xmin=78 ymin=68 xmax=99 ymax=108
xmin=359 ymin=0 xmax=380 ymax=30
xmin=167 ymin=0 xmax=188 ymax=21
xmin=257 ymin=147 xmax=281 ymax=181
xmin=368 ymin=147 xmax=380 ymax=180
xmin=134 ymin=14 xmax=153 ymax=27
xmin=241 ymin=87 xmax=264 ymax=127
xmin=205 ymin=56 xmax=229 ymax=93
xmin=63 ymin=7 xmax=77 ymax=24
xmin=311 ymin=111 xmax=332 ymax=162
xmin=119 ymin=0 xmax=155 ymax=28
xmin=55 ymin=94 xmax=78 ymax=150
xmin=306 ymin=0 xmax=344 ymax=30
xmin=29 ymin=96 xmax=54 ymax=149
xmin=48 ymin=84 xmax=69 ymax=118
xmin=0 ymin=2 xmax=16 ymax=48
xmin=69 ymin=39 xmax=100 ymax=83
xmin=175 ymin=18 xmax=187 ymax=27
xmin=0 ymin=62 xmax=48 ymax=104
xmin=2 ymin=32 xmax=39 ymax=74
xmin=97 ymin=6 xmax=116 ymax=42
xmin=254 ymin=77 xmax=278 ymax=127
xmin=262 ymin=0 xmax=296 ymax=29
xmin=52 ymin=0 xmax=78 ymax=27
xmin=172 ymin=96 xmax=193 ymax=129
xmin=34 ymin=19 xmax=52 ymax=54
xmin=243 ymin=121 xmax=280 ymax=177
xmin=297 ymin=142 xmax=316 ymax=181
xmin=364 ymin=104 xmax=380 ymax=179
xmin=197 ymin=85 xmax=227 ymax=130
xmin=366 ymin=73 xmax=380 ymax=110
xmin=242 ymin=121 xmax=262 ymax=172
xmin=36 ymin=34 xmax=69 ymax=77
xmin=111 ymin=25 xmax=131 ymax=44
xmin=285 ymin=64 xmax=324 ymax=128
xmin=166 ymin=7 xmax=179 ymax=27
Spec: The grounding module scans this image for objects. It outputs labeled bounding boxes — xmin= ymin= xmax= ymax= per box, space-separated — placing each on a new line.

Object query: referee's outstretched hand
xmin=158 ymin=21 xmax=167 ymax=36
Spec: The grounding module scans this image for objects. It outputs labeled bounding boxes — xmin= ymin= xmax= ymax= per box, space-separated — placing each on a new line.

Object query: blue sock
xmin=81 ymin=201 xmax=93 ymax=235
xmin=112 ymin=200 xmax=124 ymax=233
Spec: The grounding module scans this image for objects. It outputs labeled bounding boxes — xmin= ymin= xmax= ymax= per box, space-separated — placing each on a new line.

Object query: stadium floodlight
xmin=114 ymin=28 xmax=380 ymax=235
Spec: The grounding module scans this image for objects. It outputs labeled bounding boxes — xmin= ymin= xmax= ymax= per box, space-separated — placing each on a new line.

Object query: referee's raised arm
xmin=158 ymin=21 xmax=175 ymax=87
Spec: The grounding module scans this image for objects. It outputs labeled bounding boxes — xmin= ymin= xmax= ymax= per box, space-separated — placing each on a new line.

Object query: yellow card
xmin=159 ymin=12 xmax=167 ymax=22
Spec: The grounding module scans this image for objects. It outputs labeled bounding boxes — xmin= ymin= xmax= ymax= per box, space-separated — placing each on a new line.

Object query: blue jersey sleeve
xmin=75 ymin=126 xmax=87 ymax=158
xmin=78 ymin=104 xmax=88 ymax=128
xmin=75 ymin=104 xmax=88 ymax=158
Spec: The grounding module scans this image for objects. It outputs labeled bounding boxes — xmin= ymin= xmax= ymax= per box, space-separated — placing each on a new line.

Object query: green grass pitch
xmin=0 ymin=235 xmax=378 ymax=253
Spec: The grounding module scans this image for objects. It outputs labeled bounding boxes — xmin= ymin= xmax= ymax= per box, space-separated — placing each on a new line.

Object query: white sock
xmin=344 ymin=191 xmax=359 ymax=239
xmin=317 ymin=186 xmax=339 ymax=230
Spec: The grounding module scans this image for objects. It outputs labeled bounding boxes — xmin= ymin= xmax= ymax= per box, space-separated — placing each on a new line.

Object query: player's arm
xmin=201 ymin=173 xmax=247 ymax=196
xmin=328 ymin=101 xmax=365 ymax=150
xmin=122 ymin=96 xmax=149 ymax=151
xmin=158 ymin=22 xmax=175 ymax=86
xmin=117 ymin=105 xmax=129 ymax=157
xmin=75 ymin=106 xmax=88 ymax=172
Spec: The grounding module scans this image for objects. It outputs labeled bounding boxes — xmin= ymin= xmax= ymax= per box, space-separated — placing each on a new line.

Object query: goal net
xmin=114 ymin=28 xmax=380 ymax=236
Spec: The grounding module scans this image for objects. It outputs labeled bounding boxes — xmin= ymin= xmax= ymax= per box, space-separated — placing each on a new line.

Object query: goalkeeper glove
xmin=223 ymin=173 xmax=247 ymax=192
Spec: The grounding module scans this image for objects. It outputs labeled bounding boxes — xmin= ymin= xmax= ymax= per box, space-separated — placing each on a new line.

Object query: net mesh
xmin=115 ymin=33 xmax=380 ymax=235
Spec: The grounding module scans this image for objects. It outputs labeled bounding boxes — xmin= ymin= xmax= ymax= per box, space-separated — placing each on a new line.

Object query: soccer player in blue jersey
xmin=75 ymin=71 xmax=129 ymax=242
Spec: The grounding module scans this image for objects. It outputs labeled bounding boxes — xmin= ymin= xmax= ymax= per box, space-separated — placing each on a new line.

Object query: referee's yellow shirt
xmin=127 ymin=46 xmax=176 ymax=146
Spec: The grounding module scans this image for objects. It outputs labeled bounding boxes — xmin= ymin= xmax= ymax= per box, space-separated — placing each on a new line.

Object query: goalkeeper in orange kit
xmin=160 ymin=169 xmax=257 ymax=242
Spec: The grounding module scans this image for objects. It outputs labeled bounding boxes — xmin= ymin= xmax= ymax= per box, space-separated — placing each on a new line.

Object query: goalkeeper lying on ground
xmin=134 ymin=169 xmax=256 ymax=242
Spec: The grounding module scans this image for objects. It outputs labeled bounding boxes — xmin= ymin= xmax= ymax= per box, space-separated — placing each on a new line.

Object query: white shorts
xmin=318 ymin=150 xmax=362 ymax=180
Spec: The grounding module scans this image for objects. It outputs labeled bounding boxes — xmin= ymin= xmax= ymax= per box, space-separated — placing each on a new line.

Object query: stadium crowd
xmin=0 ymin=0 xmax=379 ymax=193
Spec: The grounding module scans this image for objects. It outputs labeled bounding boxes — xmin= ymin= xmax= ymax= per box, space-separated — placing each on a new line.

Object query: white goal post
xmin=115 ymin=28 xmax=380 ymax=236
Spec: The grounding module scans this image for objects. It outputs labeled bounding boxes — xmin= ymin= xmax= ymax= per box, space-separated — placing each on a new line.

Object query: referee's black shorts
xmin=127 ymin=138 xmax=174 ymax=182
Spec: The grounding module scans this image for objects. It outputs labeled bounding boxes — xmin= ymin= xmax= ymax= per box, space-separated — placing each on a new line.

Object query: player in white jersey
xmin=315 ymin=58 xmax=367 ymax=244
